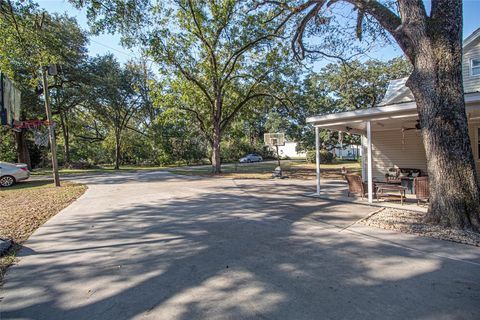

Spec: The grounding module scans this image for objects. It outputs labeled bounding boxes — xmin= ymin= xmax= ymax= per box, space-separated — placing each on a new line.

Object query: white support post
xmin=338 ymin=131 xmax=343 ymax=160
xmin=315 ymin=126 xmax=321 ymax=195
xmin=361 ymin=135 xmax=366 ymax=181
xmin=366 ymin=121 xmax=373 ymax=203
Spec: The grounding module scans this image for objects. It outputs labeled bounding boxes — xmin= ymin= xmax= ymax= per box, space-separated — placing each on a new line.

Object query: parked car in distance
xmin=239 ymin=153 xmax=263 ymax=163
xmin=0 ymin=162 xmax=30 ymax=187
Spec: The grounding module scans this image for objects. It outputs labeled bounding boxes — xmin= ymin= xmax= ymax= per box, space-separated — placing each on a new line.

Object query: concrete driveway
xmin=1 ymin=171 xmax=480 ymax=319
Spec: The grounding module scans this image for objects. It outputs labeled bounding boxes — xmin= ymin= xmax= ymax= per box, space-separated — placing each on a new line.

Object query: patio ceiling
xmin=306 ymin=103 xmax=419 ymax=133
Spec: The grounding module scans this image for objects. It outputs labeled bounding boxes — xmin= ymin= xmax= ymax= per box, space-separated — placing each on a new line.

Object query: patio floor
xmin=307 ymin=180 xmax=428 ymax=213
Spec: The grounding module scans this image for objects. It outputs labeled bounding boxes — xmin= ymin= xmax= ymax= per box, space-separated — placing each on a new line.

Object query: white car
xmin=239 ymin=153 xmax=263 ymax=163
xmin=0 ymin=162 xmax=30 ymax=187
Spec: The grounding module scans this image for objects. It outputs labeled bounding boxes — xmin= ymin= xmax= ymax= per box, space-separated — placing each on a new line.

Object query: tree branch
xmin=274 ymin=0 xmax=405 ymax=60
xmin=292 ymin=1 xmax=325 ymax=59
xmin=220 ymin=32 xmax=279 ymax=87
xmin=159 ymin=39 xmax=215 ymax=107
xmin=221 ymin=92 xmax=290 ymax=131
xmin=126 ymin=125 xmax=149 ymax=137
xmin=186 ymin=0 xmax=219 ymax=83
xmin=178 ymin=105 xmax=213 ymax=144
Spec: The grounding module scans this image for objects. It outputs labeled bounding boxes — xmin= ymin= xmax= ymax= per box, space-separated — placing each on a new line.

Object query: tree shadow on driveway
xmin=2 ymin=181 xmax=480 ymax=320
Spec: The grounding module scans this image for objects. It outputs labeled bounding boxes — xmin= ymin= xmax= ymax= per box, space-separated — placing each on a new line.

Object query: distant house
xmin=277 ymin=141 xmax=306 ymax=159
xmin=332 ymin=144 xmax=361 ymax=160
xmin=306 ymin=28 xmax=480 ymax=202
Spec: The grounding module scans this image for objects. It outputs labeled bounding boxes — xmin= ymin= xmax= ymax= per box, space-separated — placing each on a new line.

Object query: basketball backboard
xmin=0 ymin=72 xmax=21 ymax=126
xmin=264 ymin=133 xmax=285 ymax=147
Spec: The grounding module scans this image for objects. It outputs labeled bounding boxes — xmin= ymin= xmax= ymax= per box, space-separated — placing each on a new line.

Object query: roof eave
xmin=307 ymin=92 xmax=480 ymax=127
xmin=306 ymin=103 xmax=417 ymax=126
xmin=464 ymin=27 xmax=480 ymax=49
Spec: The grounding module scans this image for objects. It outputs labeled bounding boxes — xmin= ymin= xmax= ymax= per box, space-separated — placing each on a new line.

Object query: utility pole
xmin=42 ymin=66 xmax=60 ymax=187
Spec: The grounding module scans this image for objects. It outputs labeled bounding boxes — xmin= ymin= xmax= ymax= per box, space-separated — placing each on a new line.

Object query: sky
xmin=37 ymin=0 xmax=480 ymax=69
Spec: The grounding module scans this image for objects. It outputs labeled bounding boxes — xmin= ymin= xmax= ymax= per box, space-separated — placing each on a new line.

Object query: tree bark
xmin=210 ymin=91 xmax=224 ymax=174
xmin=14 ymin=129 xmax=31 ymax=169
xmin=407 ymin=54 xmax=480 ymax=230
xmin=400 ymin=2 xmax=480 ymax=231
xmin=353 ymin=0 xmax=480 ymax=231
xmin=211 ymin=123 xmax=221 ymax=174
xmin=114 ymin=130 xmax=121 ymax=170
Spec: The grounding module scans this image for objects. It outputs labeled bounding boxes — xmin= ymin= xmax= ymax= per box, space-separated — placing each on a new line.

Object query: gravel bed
xmin=361 ymin=208 xmax=480 ymax=247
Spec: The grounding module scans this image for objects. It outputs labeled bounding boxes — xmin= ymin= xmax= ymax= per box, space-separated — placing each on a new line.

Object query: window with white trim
xmin=472 ymin=58 xmax=480 ymax=76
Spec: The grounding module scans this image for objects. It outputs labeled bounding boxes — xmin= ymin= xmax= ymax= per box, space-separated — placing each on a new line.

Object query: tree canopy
xmin=0 ymin=0 xmax=416 ymax=173
xmin=71 ymin=0 xmax=297 ymax=173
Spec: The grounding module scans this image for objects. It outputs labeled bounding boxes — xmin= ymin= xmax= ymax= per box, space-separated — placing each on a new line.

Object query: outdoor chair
xmin=345 ymin=174 xmax=370 ymax=199
xmin=385 ymin=167 xmax=422 ymax=185
xmin=414 ymin=176 xmax=429 ymax=205
xmin=385 ymin=168 xmax=401 ymax=184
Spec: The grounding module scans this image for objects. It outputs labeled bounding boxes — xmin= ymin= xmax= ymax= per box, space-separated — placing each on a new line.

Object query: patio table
xmin=375 ymin=183 xmax=407 ymax=205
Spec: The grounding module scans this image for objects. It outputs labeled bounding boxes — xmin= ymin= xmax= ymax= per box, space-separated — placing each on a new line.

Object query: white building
xmin=332 ymin=144 xmax=361 ymax=160
xmin=276 ymin=141 xmax=306 ymax=159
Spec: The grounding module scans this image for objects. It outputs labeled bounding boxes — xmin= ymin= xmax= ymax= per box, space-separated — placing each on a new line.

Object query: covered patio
xmin=307 ymin=180 xmax=428 ymax=213
xmin=306 ymin=83 xmax=480 ymax=211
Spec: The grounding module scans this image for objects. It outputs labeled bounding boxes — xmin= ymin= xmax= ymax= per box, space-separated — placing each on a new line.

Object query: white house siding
xmin=361 ymin=121 xmax=480 ymax=181
xmin=463 ymin=37 xmax=480 ymax=93
xmin=468 ymin=118 xmax=480 ymax=178
xmin=368 ymin=129 xmax=427 ymax=180
xmin=277 ymin=142 xmax=306 ymax=159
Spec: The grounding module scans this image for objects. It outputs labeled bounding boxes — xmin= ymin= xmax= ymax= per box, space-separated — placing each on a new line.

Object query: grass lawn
xmin=0 ymin=180 xmax=87 ymax=282
xmin=31 ymin=160 xmax=361 ymax=180
xmin=30 ymin=165 xmax=167 ymax=176
xmin=169 ymin=160 xmax=361 ymax=180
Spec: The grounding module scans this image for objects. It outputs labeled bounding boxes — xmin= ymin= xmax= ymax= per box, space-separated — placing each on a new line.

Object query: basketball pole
xmin=275 ymin=144 xmax=281 ymax=168
xmin=42 ymin=67 xmax=60 ymax=187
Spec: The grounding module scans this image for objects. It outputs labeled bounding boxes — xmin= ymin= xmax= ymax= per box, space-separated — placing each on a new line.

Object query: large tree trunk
xmin=211 ymin=123 xmax=221 ymax=174
xmin=409 ymin=72 xmax=480 ymax=231
xmin=14 ymin=129 xmax=31 ymax=169
xmin=403 ymin=4 xmax=480 ymax=231
xmin=114 ymin=130 xmax=121 ymax=170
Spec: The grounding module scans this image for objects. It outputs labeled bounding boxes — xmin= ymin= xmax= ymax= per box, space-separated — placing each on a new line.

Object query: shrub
xmin=306 ymin=149 xmax=334 ymax=164
xmin=258 ymin=146 xmax=276 ymax=160
xmin=64 ymin=161 xmax=101 ymax=169
xmin=0 ymin=128 xmax=17 ymax=163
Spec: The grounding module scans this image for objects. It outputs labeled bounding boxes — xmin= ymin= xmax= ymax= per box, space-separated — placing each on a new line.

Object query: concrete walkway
xmin=307 ymin=180 xmax=428 ymax=213
xmin=1 ymin=171 xmax=480 ymax=319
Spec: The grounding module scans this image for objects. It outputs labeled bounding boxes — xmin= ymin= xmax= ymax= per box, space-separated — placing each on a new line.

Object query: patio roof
xmin=306 ymin=92 xmax=480 ymax=133
xmin=464 ymin=27 xmax=480 ymax=49
xmin=377 ymin=77 xmax=414 ymax=106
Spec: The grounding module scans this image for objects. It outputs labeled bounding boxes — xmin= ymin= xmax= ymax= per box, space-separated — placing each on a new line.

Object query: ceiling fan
xmin=401 ymin=120 xmax=421 ymax=148
xmin=401 ymin=119 xmax=421 ymax=131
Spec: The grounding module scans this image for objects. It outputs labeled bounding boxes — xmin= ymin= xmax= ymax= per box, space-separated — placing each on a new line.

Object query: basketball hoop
xmin=13 ymin=119 xmax=56 ymax=129
xmin=264 ymin=132 xmax=286 ymax=178
xmin=264 ymin=133 xmax=285 ymax=147
xmin=32 ymin=127 xmax=50 ymax=147
xmin=13 ymin=120 xmax=56 ymax=147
